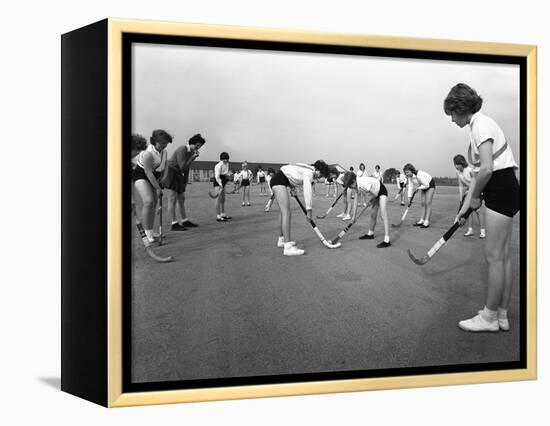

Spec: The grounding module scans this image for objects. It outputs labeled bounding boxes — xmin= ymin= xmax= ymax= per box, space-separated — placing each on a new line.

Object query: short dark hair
xmin=453 ymin=154 xmax=468 ymax=168
xmin=189 ymin=133 xmax=205 ymax=146
xmin=220 ymin=151 xmax=230 ymax=160
xmin=131 ymin=133 xmax=147 ymax=152
xmin=150 ymin=129 xmax=173 ymax=146
xmin=342 ymin=171 xmax=357 ymax=188
xmin=359 ymin=163 xmax=366 ymax=170
xmin=444 ymin=83 xmax=483 ymax=115
xmin=403 ymin=163 xmax=418 ymax=175
xmin=312 ymin=160 xmax=330 ymax=178
xmin=375 ymin=164 xmax=380 ymax=169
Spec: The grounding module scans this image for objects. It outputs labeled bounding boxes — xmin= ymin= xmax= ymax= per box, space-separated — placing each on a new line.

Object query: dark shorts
xmin=213 ymin=175 xmax=228 ymax=188
xmin=270 ymin=169 xmax=291 ymax=188
xmin=160 ymin=166 xmax=188 ymax=194
xmin=132 ymin=166 xmax=148 ymax=183
xmin=259 ymin=176 xmax=266 ymax=183
xmin=241 ymin=178 xmax=250 ymax=187
xmin=378 ymin=183 xmax=388 ymax=198
xmin=399 ymin=181 xmax=406 ymax=189
xmin=422 ymin=179 xmax=436 ymax=192
xmin=483 ymin=168 xmax=520 ymax=218
xmin=326 ymin=177 xmax=334 ymax=184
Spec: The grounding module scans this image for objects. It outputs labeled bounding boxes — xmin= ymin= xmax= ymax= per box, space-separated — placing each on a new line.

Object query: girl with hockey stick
xmin=270 ymin=161 xmax=335 ymax=256
xmin=161 ymin=133 xmax=205 ymax=231
xmin=403 ymin=163 xmax=436 ymax=228
xmin=335 ymin=172 xmax=352 ymax=220
xmin=213 ymin=152 xmax=233 ymax=222
xmin=132 ymin=130 xmax=172 ymax=242
xmin=445 ymin=83 xmax=520 ymax=332
xmin=238 ymin=161 xmax=253 ymax=206
xmin=343 ymin=171 xmax=391 ymax=248
xmin=264 ymin=168 xmax=277 ymax=212
xmin=453 ymin=154 xmax=486 ymax=239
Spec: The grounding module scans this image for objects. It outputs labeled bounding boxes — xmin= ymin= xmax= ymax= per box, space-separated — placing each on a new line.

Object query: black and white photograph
xmin=128 ymin=36 xmax=525 ymax=389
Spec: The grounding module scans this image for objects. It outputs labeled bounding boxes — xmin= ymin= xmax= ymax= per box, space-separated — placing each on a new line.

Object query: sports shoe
xmin=413 ymin=222 xmax=423 ymax=227
xmin=247 ymin=202 xmax=251 ymax=206
xmin=277 ymin=238 xmax=296 ymax=248
xmin=342 ymin=214 xmax=351 ymax=221
xmin=464 ymin=228 xmax=474 ymax=237
xmin=182 ymin=220 xmax=198 ymax=228
xmin=171 ymin=223 xmax=187 ymax=231
xmin=336 ymin=212 xmax=345 ymax=218
xmin=376 ymin=241 xmax=391 ymax=248
xmin=458 ymin=313 xmax=499 ymax=332
xmin=359 ymin=233 xmax=374 ymax=240
xmin=400 ymin=202 xmax=405 ymax=206
xmin=478 ymin=310 xmax=509 ymax=331
xmin=152 ymin=231 xmax=162 ymax=238
xmin=283 ymin=244 xmax=305 ymax=256
xmin=216 ymin=217 xmax=227 ymax=222
xmin=221 ymin=215 xmax=232 ymax=220
xmin=242 ymin=202 xmax=245 ymax=207
xmin=420 ymin=223 xmax=430 ymax=229
xmin=479 ymin=229 xmax=486 ymax=239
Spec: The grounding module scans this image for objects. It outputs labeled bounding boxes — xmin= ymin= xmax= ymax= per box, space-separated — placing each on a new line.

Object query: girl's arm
xmin=214 ymin=163 xmax=223 ymax=187
xmin=469 ymin=140 xmax=494 ymax=213
xmin=181 ymin=147 xmax=200 ymax=172
xmin=457 ymin=174 xmax=464 ymax=200
xmin=407 ymin=177 xmax=415 ymax=198
xmin=142 ymin=152 xmax=162 ymax=192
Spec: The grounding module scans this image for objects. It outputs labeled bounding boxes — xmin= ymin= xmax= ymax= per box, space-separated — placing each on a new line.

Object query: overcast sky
xmin=132 ymin=43 xmax=520 ymax=177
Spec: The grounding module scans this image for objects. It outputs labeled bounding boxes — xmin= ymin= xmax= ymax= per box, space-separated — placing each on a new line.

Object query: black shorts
xmin=483 ymin=168 xmax=520 ymax=218
xmin=241 ymin=178 xmax=250 ymax=187
xmin=270 ymin=169 xmax=291 ymax=188
xmin=213 ymin=175 xmax=228 ymax=188
xmin=132 ymin=166 xmax=147 ymax=183
xmin=422 ymin=179 xmax=436 ymax=192
xmin=259 ymin=176 xmax=266 ymax=183
xmin=378 ymin=183 xmax=388 ymax=198
xmin=399 ymin=181 xmax=406 ymax=189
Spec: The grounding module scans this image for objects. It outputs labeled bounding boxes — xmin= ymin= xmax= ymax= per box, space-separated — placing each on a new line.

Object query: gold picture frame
xmin=61 ymin=18 xmax=537 ymax=407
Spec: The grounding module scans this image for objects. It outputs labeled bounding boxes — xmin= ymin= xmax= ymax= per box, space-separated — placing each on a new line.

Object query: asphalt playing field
xmin=131 ymin=181 xmax=521 ymax=384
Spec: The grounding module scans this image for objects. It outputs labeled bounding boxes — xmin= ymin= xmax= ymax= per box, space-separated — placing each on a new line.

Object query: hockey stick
xmin=292 ymin=194 xmax=342 ymax=249
xmin=316 ymin=191 xmax=344 ymax=219
xmin=264 ymin=193 xmax=275 ymax=212
xmin=407 ymin=208 xmax=474 ymax=265
xmin=208 ymin=188 xmax=220 ymax=199
xmin=329 ymin=198 xmax=374 ymax=244
xmin=158 ymin=193 xmax=164 ymax=246
xmin=391 ymin=190 xmax=418 ymax=228
xmin=133 ymin=204 xmax=173 ymax=263
xmin=393 ymin=186 xmax=404 ymax=201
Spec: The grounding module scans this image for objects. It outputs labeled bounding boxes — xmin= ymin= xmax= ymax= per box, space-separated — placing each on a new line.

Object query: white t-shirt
xmin=456 ymin=166 xmax=473 ymax=189
xmin=407 ymin=170 xmax=432 ymax=198
xmin=257 ymin=170 xmax=266 ymax=182
xmin=145 ymin=144 xmax=167 ymax=172
xmin=281 ymin=163 xmax=315 ymax=210
xmin=397 ymin=172 xmax=407 ymax=187
xmin=468 ymin=111 xmax=518 ymax=172
xmin=356 ymin=169 xmax=366 ymax=178
xmin=336 ymin=173 xmax=345 ymax=185
xmin=214 ymin=160 xmax=230 ymax=186
xmin=357 ymin=176 xmax=382 ymax=196
xmin=238 ymin=169 xmax=253 ymax=181
xmin=372 ymin=170 xmax=382 ymax=182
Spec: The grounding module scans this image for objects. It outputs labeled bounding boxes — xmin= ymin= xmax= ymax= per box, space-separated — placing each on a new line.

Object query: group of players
xmin=131 ymin=83 xmax=520 ymax=333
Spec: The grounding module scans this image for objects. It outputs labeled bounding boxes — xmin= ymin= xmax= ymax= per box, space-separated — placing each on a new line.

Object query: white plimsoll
xmin=458 ymin=313 xmax=499 ymax=332
xmin=277 ymin=237 xmax=296 ymax=248
xmin=284 ymin=243 xmax=305 ymax=256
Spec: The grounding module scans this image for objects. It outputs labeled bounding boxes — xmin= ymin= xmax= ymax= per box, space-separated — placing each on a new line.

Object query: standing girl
xmin=132 ymin=130 xmax=172 ymax=242
xmin=356 ymin=163 xmax=368 ymax=206
xmin=270 ymin=161 xmax=334 ymax=256
xmin=445 ymin=83 xmax=520 ymax=332
xmin=238 ymin=161 xmax=253 ymax=206
xmin=343 ymin=171 xmax=391 ymax=248
xmin=257 ymin=166 xmax=267 ymax=196
xmin=335 ymin=172 xmax=352 ymax=220
xmin=403 ymin=163 xmax=436 ymax=228
xmin=396 ymin=171 xmax=408 ymax=206
xmin=213 ymin=152 xmax=232 ymax=222
xmin=372 ymin=165 xmax=383 ymax=182
xmin=453 ymin=154 xmax=486 ymax=238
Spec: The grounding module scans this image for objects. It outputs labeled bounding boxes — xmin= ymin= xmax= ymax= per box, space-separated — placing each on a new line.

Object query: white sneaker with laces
xmin=464 ymin=228 xmax=474 ymax=237
xmin=458 ymin=313 xmax=499 ymax=332
xmin=336 ymin=212 xmax=345 ymax=218
xmin=479 ymin=229 xmax=486 ymax=239
xmin=342 ymin=214 xmax=351 ymax=221
xmin=283 ymin=243 xmax=304 ymax=256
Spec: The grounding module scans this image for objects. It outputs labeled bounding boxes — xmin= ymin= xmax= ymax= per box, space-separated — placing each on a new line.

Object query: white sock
xmin=423 ymin=219 xmax=429 ymax=226
xmin=367 ymin=230 xmax=374 ymax=236
xmin=145 ymin=229 xmax=153 ymax=238
xmin=284 ymin=242 xmax=294 ymax=249
xmin=466 ymin=227 xmax=473 ymax=232
xmin=498 ymin=307 xmax=508 ymax=319
xmin=482 ymin=306 xmax=498 ymax=321
xmin=182 ymin=218 xmax=189 ymax=223
xmin=383 ymin=235 xmax=390 ymax=243
xmin=217 ymin=214 xmax=222 ymax=219
xmin=278 ymin=236 xmax=284 ymax=243
xmin=172 ymin=221 xmax=179 ymax=225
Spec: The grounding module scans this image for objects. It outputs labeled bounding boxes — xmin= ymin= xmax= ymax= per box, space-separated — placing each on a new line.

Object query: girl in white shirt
xmin=403 ymin=163 xmax=436 ymax=228
xmin=270 ymin=160 xmax=335 ymax=256
xmin=132 ymin=130 xmax=172 ymax=242
xmin=343 ymin=172 xmax=391 ymax=248
xmin=372 ymin=165 xmax=383 ymax=183
xmin=453 ymin=154 xmax=485 ymax=238
xmin=238 ymin=161 xmax=253 ymax=206
xmin=335 ymin=172 xmax=352 ymax=220
xmin=356 ymin=163 xmax=368 ymax=206
xmin=445 ymin=83 xmax=520 ymax=332
xmin=396 ymin=172 xmax=408 ymax=206
xmin=257 ymin=167 xmax=267 ymax=196
xmin=213 ymin=152 xmax=232 ymax=222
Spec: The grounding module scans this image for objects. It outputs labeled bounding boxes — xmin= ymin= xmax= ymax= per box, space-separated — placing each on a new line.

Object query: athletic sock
xmin=383 ymin=235 xmax=390 ymax=243
xmin=217 ymin=214 xmax=222 ymax=219
xmin=182 ymin=218 xmax=189 ymax=223
xmin=145 ymin=229 xmax=154 ymax=239
xmin=481 ymin=306 xmax=498 ymax=322
xmin=172 ymin=221 xmax=179 ymax=225
xmin=367 ymin=230 xmax=374 ymax=236
xmin=497 ymin=307 xmax=508 ymax=320
xmin=423 ymin=219 xmax=429 ymax=226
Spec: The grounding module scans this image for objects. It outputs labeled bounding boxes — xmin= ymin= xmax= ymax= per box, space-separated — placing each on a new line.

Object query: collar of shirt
xmin=469 ymin=111 xmax=482 ymax=127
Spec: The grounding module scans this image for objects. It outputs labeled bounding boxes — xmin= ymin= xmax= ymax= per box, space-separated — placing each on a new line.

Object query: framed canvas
xmin=61 ymin=18 xmax=537 ymax=407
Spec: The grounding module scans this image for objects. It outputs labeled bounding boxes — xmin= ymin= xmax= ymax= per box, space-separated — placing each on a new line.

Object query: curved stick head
xmin=407 ymin=248 xmax=429 ymax=265
xmin=391 ymin=223 xmax=402 ymax=228
xmin=208 ymin=191 xmax=220 ymax=199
